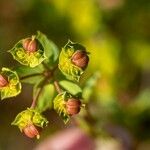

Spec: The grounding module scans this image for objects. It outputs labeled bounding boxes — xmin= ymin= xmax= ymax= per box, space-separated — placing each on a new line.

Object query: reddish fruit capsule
xmin=23 ymin=38 xmax=38 ymax=53
xmin=67 ymin=107 xmax=81 ymax=116
xmin=23 ymin=124 xmax=40 ymax=138
xmin=0 ymin=74 xmax=8 ymax=87
xmin=71 ymin=50 xmax=89 ymax=69
xmin=66 ymin=98 xmax=81 ymax=115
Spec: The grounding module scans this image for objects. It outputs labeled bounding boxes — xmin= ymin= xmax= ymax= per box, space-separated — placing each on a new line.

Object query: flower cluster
xmin=0 ymin=31 xmax=89 ymax=139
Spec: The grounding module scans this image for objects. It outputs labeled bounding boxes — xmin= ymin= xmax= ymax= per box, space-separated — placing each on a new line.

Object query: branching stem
xmin=30 ymin=76 xmax=48 ymax=108
xmin=28 ymin=65 xmax=59 ymax=108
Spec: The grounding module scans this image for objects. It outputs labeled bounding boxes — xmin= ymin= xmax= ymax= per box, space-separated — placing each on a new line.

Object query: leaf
xmin=9 ymin=32 xmax=47 ymax=67
xmin=15 ymin=64 xmax=44 ymax=76
xmin=0 ymin=67 xmax=22 ymax=100
xmin=53 ymin=92 xmax=71 ymax=124
xmin=82 ymin=72 xmax=100 ymax=103
xmin=22 ymin=76 xmax=45 ymax=84
xmin=15 ymin=65 xmax=45 ymax=84
xmin=35 ymin=84 xmax=55 ymax=112
xmin=36 ymin=31 xmax=59 ymax=66
xmin=58 ymin=41 xmax=84 ymax=82
xmin=59 ymin=80 xmax=82 ymax=96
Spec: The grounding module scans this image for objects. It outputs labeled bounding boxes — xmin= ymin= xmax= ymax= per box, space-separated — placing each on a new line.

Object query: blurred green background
xmin=0 ymin=0 xmax=150 ymax=149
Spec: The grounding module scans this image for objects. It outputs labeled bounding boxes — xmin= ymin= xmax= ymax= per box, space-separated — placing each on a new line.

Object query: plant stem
xmin=30 ymin=78 xmax=47 ymax=109
xmin=28 ymin=65 xmax=59 ymax=108
xmin=20 ymin=73 xmax=43 ymax=80
xmin=30 ymin=66 xmax=58 ymax=108
xmin=54 ymin=80 xmax=62 ymax=94
xmin=30 ymin=87 xmax=43 ymax=109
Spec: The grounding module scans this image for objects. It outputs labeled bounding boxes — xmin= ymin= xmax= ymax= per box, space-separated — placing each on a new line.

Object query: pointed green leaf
xmin=0 ymin=67 xmax=21 ymax=100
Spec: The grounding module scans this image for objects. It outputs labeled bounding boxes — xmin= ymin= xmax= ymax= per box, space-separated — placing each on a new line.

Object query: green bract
xmin=0 ymin=67 xmax=21 ymax=100
xmin=9 ymin=31 xmax=47 ymax=68
xmin=36 ymin=31 xmax=59 ymax=66
xmin=35 ymin=84 xmax=55 ymax=112
xmin=11 ymin=108 xmax=48 ymax=131
xmin=53 ymin=92 xmax=71 ymax=124
xmin=58 ymin=40 xmax=86 ymax=82
xmin=59 ymin=80 xmax=82 ymax=96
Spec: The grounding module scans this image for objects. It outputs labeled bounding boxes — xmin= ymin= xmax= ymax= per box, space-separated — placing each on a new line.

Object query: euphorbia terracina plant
xmin=0 ymin=31 xmax=89 ymax=139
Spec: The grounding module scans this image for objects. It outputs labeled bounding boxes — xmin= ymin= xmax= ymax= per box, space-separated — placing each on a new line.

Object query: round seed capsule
xmin=23 ymin=126 xmax=35 ymax=138
xmin=67 ymin=107 xmax=80 ymax=115
xmin=0 ymin=75 xmax=8 ymax=87
xmin=23 ymin=38 xmax=38 ymax=53
xmin=71 ymin=50 xmax=89 ymax=69
xmin=66 ymin=98 xmax=81 ymax=115
xmin=23 ymin=124 xmax=40 ymax=138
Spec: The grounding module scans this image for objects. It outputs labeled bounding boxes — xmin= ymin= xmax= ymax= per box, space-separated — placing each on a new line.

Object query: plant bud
xmin=71 ymin=50 xmax=89 ymax=69
xmin=66 ymin=98 xmax=81 ymax=115
xmin=0 ymin=74 xmax=8 ymax=87
xmin=23 ymin=38 xmax=38 ymax=53
xmin=23 ymin=124 xmax=40 ymax=139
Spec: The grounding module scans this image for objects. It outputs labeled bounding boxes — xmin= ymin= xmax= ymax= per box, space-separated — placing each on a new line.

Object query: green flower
xmin=58 ymin=40 xmax=89 ymax=82
xmin=12 ymin=108 xmax=48 ymax=131
xmin=53 ymin=92 xmax=71 ymax=124
xmin=0 ymin=67 xmax=21 ymax=100
xmin=9 ymin=31 xmax=47 ymax=68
